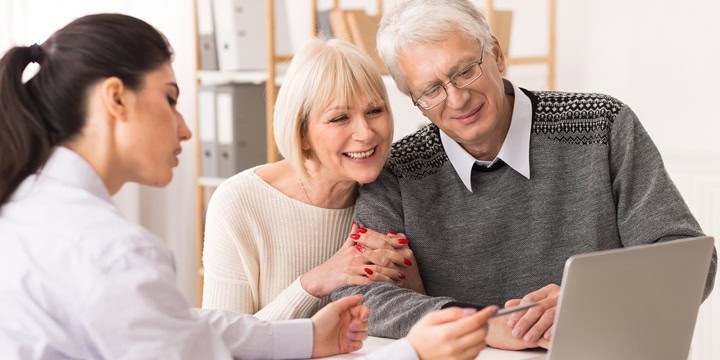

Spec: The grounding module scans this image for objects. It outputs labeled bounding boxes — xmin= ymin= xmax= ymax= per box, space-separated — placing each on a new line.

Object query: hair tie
xmin=28 ymin=43 xmax=44 ymax=63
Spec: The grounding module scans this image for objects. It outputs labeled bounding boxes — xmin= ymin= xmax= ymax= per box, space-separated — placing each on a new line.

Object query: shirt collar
xmin=12 ymin=147 xmax=113 ymax=203
xmin=440 ymin=79 xmax=532 ymax=192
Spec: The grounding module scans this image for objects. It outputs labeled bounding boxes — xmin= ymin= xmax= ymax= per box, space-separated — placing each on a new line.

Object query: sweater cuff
xmin=284 ymin=278 xmax=323 ymax=316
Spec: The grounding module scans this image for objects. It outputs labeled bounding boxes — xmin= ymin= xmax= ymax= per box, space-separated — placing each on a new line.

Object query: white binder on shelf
xmin=212 ymin=0 xmax=292 ymax=71
xmin=198 ymin=86 xmax=219 ymax=177
xmin=215 ymin=84 xmax=267 ymax=178
xmin=196 ymin=0 xmax=219 ymax=70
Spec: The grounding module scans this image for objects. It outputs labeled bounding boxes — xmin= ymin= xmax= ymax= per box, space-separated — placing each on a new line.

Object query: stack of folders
xmin=197 ymin=0 xmax=292 ymax=71
xmin=198 ymin=84 xmax=268 ymax=179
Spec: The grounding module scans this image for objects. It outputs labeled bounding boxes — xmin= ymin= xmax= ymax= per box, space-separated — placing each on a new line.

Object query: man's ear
xmin=490 ymin=35 xmax=507 ymax=74
xmin=100 ymin=77 xmax=128 ymax=121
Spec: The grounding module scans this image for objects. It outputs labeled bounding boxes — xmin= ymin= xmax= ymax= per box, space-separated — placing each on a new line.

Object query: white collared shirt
xmin=440 ymin=79 xmax=532 ymax=191
xmin=0 ymin=147 xmax=313 ymax=359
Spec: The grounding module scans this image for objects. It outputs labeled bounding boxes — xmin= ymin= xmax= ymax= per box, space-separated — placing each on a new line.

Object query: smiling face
xmin=302 ymin=96 xmax=392 ymax=186
xmin=118 ymin=63 xmax=191 ymax=187
xmin=400 ymin=32 xmax=512 ymax=159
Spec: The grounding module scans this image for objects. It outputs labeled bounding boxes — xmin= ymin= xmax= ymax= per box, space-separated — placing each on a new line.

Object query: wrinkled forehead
xmin=399 ymin=34 xmax=483 ymax=91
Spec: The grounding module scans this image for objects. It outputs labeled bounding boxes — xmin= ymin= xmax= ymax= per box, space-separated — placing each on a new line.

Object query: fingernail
xmin=355 ymin=244 xmax=365 ymax=253
xmin=544 ymin=332 xmax=551 ymax=340
xmin=361 ymin=312 xmax=370 ymax=321
xmin=357 ymin=227 xmax=367 ymax=233
xmin=463 ymin=308 xmax=477 ymax=316
xmin=403 ymin=258 xmax=413 ymax=266
xmin=397 ymin=238 xmax=409 ymax=244
xmin=350 ymin=233 xmax=360 ymax=240
xmin=507 ymin=319 xmax=516 ymax=327
xmin=387 ymin=232 xmax=397 ymax=235
xmin=398 ymin=273 xmax=406 ymax=279
xmin=364 ymin=268 xmax=373 ymax=275
xmin=511 ymin=327 xmax=522 ymax=338
xmin=524 ymin=333 xmax=534 ymax=342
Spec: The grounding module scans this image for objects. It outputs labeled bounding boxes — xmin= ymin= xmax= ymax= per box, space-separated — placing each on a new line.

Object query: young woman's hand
xmin=310 ymin=295 xmax=370 ymax=357
xmin=406 ymin=306 xmax=497 ymax=360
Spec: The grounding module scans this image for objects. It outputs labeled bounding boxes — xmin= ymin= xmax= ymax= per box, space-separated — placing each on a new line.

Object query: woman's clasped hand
xmin=301 ymin=224 xmax=424 ymax=297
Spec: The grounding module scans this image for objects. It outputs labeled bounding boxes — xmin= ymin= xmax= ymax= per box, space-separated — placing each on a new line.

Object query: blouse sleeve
xmin=82 ymin=230 xmax=313 ymax=360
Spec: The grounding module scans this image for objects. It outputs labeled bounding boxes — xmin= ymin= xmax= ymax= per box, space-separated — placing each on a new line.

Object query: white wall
xmin=555 ymin=0 xmax=720 ymax=156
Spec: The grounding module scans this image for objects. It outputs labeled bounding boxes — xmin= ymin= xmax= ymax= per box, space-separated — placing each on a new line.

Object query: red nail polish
xmin=357 ymin=227 xmax=367 ymax=233
xmin=350 ymin=233 xmax=360 ymax=240
xmin=404 ymin=258 xmax=413 ymax=266
xmin=387 ymin=231 xmax=397 ymax=235
xmin=355 ymin=244 xmax=365 ymax=253
xmin=397 ymin=238 xmax=409 ymax=244
xmin=364 ymin=268 xmax=373 ymax=275
xmin=399 ymin=273 xmax=406 ymax=279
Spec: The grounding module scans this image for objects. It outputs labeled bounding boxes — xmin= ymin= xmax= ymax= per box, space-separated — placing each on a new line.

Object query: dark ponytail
xmin=0 ymin=13 xmax=173 ymax=207
xmin=0 ymin=46 xmax=49 ymax=208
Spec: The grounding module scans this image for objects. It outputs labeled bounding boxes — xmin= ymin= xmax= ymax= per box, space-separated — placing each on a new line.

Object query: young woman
xmin=0 ymin=13 xmax=494 ymax=360
xmin=202 ymin=38 xmax=425 ymax=320
xmin=0 ymin=14 xmax=371 ymax=359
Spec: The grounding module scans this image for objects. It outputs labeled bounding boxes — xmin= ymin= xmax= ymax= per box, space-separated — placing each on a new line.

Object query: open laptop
xmin=525 ymin=236 xmax=715 ymax=360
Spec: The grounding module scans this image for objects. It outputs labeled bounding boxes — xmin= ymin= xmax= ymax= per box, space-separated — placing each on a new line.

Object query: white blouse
xmin=0 ymin=147 xmax=312 ymax=359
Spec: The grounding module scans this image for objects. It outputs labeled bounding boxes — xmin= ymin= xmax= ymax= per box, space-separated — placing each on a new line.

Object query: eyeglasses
xmin=412 ymin=45 xmax=485 ymax=110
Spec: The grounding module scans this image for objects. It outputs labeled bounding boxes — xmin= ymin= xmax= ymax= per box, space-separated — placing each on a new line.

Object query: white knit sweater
xmin=201 ymin=165 xmax=354 ymax=320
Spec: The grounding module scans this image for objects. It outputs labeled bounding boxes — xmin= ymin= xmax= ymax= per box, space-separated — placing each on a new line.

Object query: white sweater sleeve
xmin=201 ymin=197 xmax=257 ymax=315
xmin=202 ymin=168 xmax=351 ymax=320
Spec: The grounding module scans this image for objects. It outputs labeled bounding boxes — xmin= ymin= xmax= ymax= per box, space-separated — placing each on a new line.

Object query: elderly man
xmin=333 ymin=0 xmax=716 ymax=350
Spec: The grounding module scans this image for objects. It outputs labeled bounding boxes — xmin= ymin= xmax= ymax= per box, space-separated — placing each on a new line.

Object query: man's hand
xmin=406 ymin=306 xmax=497 ymax=359
xmin=310 ymin=295 xmax=370 ymax=358
xmin=494 ymin=283 xmax=559 ymax=348
xmin=486 ymin=313 xmax=550 ymax=350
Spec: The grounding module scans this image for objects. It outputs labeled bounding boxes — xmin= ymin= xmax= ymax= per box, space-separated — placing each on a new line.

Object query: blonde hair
xmin=273 ymin=38 xmax=393 ymax=181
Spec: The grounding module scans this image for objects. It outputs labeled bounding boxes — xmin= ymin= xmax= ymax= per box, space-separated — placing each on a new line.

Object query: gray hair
xmin=273 ymin=38 xmax=392 ymax=181
xmin=377 ymin=0 xmax=494 ymax=96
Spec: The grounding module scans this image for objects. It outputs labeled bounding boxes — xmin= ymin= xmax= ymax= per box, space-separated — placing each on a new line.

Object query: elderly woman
xmin=202 ymin=38 xmax=424 ymax=320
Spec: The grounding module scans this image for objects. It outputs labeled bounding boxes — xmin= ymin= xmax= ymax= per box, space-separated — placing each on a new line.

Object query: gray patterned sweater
xmin=332 ymin=89 xmax=717 ymax=338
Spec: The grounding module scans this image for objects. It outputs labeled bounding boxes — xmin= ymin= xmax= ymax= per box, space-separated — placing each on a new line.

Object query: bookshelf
xmin=486 ymin=0 xmax=556 ymax=90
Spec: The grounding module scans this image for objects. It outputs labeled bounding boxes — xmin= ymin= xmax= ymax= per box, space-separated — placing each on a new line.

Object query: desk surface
xmin=322 ymin=336 xmax=547 ymax=359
